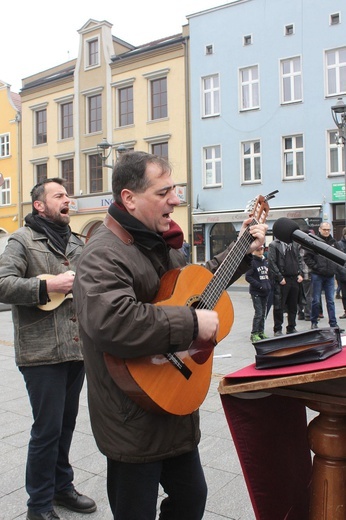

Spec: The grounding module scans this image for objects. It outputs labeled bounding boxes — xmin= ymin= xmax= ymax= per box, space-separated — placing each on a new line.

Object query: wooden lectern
xmin=219 ymin=353 xmax=346 ymax=520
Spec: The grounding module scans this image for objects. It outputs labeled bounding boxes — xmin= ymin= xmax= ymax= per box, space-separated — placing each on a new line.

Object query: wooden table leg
xmin=306 ymin=400 xmax=346 ymax=520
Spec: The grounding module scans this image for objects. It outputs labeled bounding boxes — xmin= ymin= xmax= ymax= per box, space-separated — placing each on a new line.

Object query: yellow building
xmin=20 ymin=19 xmax=190 ymax=241
xmin=0 ymin=80 xmax=21 ymax=233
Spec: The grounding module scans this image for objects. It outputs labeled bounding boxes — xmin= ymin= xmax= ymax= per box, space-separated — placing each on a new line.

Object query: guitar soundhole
xmin=186 ymin=295 xmax=200 ymax=307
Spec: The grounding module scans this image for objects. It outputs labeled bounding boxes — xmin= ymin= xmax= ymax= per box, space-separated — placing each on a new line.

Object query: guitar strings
xmin=196 ymin=218 xmax=257 ymax=310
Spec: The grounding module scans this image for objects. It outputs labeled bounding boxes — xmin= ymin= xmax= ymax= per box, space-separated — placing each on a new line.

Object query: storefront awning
xmin=192 ymin=206 xmax=321 ymax=225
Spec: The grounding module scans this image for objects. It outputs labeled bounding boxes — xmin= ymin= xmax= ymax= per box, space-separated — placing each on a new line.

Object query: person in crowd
xmin=337 ymin=227 xmax=346 ymax=301
xmin=245 ymin=245 xmax=272 ymax=342
xmin=304 ymin=222 xmax=343 ymax=331
xmin=297 ymin=242 xmax=312 ymax=322
xmin=268 ymin=237 xmax=303 ymax=336
xmin=73 ymin=151 xmax=267 ymax=520
xmin=0 ymin=178 xmax=96 ymax=520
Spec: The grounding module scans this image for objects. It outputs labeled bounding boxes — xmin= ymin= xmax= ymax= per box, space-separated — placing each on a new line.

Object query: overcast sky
xmin=2 ymin=0 xmax=226 ymax=93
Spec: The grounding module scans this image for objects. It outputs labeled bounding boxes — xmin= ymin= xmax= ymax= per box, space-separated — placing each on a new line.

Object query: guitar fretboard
xmin=197 ymin=218 xmax=257 ymax=310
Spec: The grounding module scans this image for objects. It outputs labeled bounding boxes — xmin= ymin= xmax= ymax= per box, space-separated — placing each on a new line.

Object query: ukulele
xmin=104 ymin=192 xmax=277 ymax=415
xmin=37 ymin=273 xmax=74 ymax=311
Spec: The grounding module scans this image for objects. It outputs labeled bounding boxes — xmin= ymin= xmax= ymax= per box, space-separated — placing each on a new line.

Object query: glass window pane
xmin=330 ymin=149 xmax=339 ymax=173
xmin=296 ymin=135 xmax=303 ymax=148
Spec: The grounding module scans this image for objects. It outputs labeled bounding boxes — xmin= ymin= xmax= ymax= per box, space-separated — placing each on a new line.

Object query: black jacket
xmin=304 ymin=233 xmax=340 ymax=277
xmin=245 ymin=255 xmax=272 ymax=297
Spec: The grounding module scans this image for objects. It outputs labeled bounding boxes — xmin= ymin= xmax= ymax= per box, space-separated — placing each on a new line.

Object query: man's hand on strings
xmin=238 ymin=218 xmax=268 ymax=254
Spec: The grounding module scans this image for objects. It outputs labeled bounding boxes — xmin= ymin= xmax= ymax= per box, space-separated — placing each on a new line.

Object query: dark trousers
xmin=273 ymin=277 xmax=300 ymax=333
xmin=20 ymin=361 xmax=85 ymax=513
xmin=107 ymin=448 xmax=207 ymax=520
xmin=251 ymin=294 xmax=268 ymax=333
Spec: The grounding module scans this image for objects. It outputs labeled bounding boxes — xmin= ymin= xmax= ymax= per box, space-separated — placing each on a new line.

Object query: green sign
xmin=332 ymin=183 xmax=346 ymax=201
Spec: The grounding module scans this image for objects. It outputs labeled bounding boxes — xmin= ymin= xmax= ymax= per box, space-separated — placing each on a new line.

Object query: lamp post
xmin=97 ymin=138 xmax=127 ymax=169
xmin=331 ymin=97 xmax=346 ymax=226
xmin=97 ymin=138 xmax=113 ymax=170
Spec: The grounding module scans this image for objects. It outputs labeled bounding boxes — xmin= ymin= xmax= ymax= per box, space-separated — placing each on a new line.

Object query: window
xmin=36 ymin=163 xmax=47 ymax=184
xmin=118 ymin=86 xmax=133 ymax=127
xmin=242 ymin=141 xmax=261 ymax=182
xmin=151 ymin=77 xmax=167 ymax=120
xmin=205 ymin=44 xmax=214 ymax=55
xmin=89 ymin=154 xmax=103 ymax=193
xmin=151 ymin=142 xmax=168 ymax=160
xmin=203 ymin=146 xmax=221 ymax=186
xmin=0 ymin=178 xmax=10 ymax=205
xmin=326 ymin=48 xmax=346 ymax=96
xmin=285 ymin=24 xmax=294 ymax=36
xmin=88 ymin=94 xmax=102 ymax=133
xmin=328 ymin=130 xmax=345 ymax=175
xmin=0 ymin=134 xmax=10 ymax=157
xmin=61 ymin=102 xmax=73 ymax=139
xmin=244 ymin=35 xmax=252 ymax=46
xmin=281 ymin=57 xmax=302 ymax=103
xmin=240 ymin=66 xmax=259 ymax=110
xmin=61 ymin=159 xmax=74 ymax=195
xmin=88 ymin=39 xmax=99 ymax=67
xmin=202 ymin=74 xmax=220 ymax=117
xmin=330 ymin=13 xmax=340 ymax=25
xmin=283 ymin=135 xmax=304 ymax=179
xmin=36 ymin=109 xmax=47 ymax=145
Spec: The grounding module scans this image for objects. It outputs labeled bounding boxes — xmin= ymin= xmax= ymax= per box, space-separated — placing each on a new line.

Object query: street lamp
xmin=97 ymin=139 xmax=127 ymax=169
xmin=97 ymin=138 xmax=113 ymax=169
xmin=331 ymin=97 xmax=346 ymax=226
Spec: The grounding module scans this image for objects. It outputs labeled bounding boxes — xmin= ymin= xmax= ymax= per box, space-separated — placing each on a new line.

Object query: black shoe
xmin=339 ymin=313 xmax=346 ymax=319
xmin=287 ymin=329 xmax=298 ymax=334
xmin=54 ymin=489 xmax=96 ymax=514
xmin=297 ymin=313 xmax=305 ymax=320
xmin=274 ymin=331 xmax=283 ymax=337
xmin=311 ymin=323 xmax=318 ymax=329
xmin=27 ymin=510 xmax=60 ymax=520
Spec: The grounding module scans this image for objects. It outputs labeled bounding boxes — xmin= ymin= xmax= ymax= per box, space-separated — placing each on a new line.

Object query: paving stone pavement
xmin=0 ymin=285 xmax=344 ymax=519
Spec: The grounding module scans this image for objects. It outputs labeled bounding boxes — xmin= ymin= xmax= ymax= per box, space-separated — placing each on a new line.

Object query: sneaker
xmin=311 ymin=323 xmax=318 ymax=329
xmin=250 ymin=333 xmax=262 ymax=343
xmin=336 ymin=293 xmax=341 ymax=299
xmin=339 ymin=314 xmax=346 ymax=319
xmin=258 ymin=332 xmax=269 ymax=339
xmin=274 ymin=331 xmax=283 ymax=337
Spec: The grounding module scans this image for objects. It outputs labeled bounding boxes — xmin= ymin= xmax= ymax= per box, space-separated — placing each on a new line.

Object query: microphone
xmin=272 ymin=217 xmax=346 ymax=267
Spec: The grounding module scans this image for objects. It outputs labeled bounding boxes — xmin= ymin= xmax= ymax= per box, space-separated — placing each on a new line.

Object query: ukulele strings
xmin=196 ymin=218 xmax=257 ymax=310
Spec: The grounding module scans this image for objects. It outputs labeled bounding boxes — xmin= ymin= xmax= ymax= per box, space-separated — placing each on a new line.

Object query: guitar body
xmin=104 ymin=192 xmax=275 ymax=416
xmin=104 ymin=264 xmax=234 ymax=416
xmin=37 ymin=274 xmax=73 ymax=311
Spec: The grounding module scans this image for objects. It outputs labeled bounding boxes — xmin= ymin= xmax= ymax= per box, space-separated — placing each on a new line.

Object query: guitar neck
xmin=197 ymin=218 xmax=256 ymax=311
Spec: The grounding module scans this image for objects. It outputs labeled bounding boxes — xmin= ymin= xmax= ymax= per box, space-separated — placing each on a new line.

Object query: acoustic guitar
xmin=37 ymin=273 xmax=74 ymax=311
xmin=104 ymin=192 xmax=277 ymax=415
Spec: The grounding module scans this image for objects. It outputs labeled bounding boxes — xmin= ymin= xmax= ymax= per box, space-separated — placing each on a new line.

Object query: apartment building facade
xmin=20 ymin=19 xmax=190 ymax=240
xmin=0 ymin=81 xmax=21 ymax=234
xmin=188 ymin=0 xmax=346 ymax=261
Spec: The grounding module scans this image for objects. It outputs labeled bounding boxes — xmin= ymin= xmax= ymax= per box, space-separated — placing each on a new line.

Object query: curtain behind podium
xmin=221 ymin=393 xmax=312 ymax=520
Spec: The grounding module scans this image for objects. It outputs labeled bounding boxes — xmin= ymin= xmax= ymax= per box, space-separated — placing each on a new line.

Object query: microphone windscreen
xmin=272 ymin=218 xmax=299 ymax=243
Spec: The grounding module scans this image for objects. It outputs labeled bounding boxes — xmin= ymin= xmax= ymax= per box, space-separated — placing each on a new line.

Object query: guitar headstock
xmin=245 ymin=190 xmax=278 ymax=224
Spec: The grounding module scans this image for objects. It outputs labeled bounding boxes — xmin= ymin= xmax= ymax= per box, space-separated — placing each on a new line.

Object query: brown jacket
xmin=73 ymin=216 xmax=251 ymax=463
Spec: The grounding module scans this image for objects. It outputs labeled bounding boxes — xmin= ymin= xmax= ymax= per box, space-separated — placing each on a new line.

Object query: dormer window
xmin=205 ymin=44 xmax=214 ymax=55
xmin=330 ymin=13 xmax=340 ymax=25
xmin=87 ymin=38 xmax=99 ymax=68
xmin=244 ymin=35 xmax=252 ymax=46
xmin=285 ymin=24 xmax=294 ymax=36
